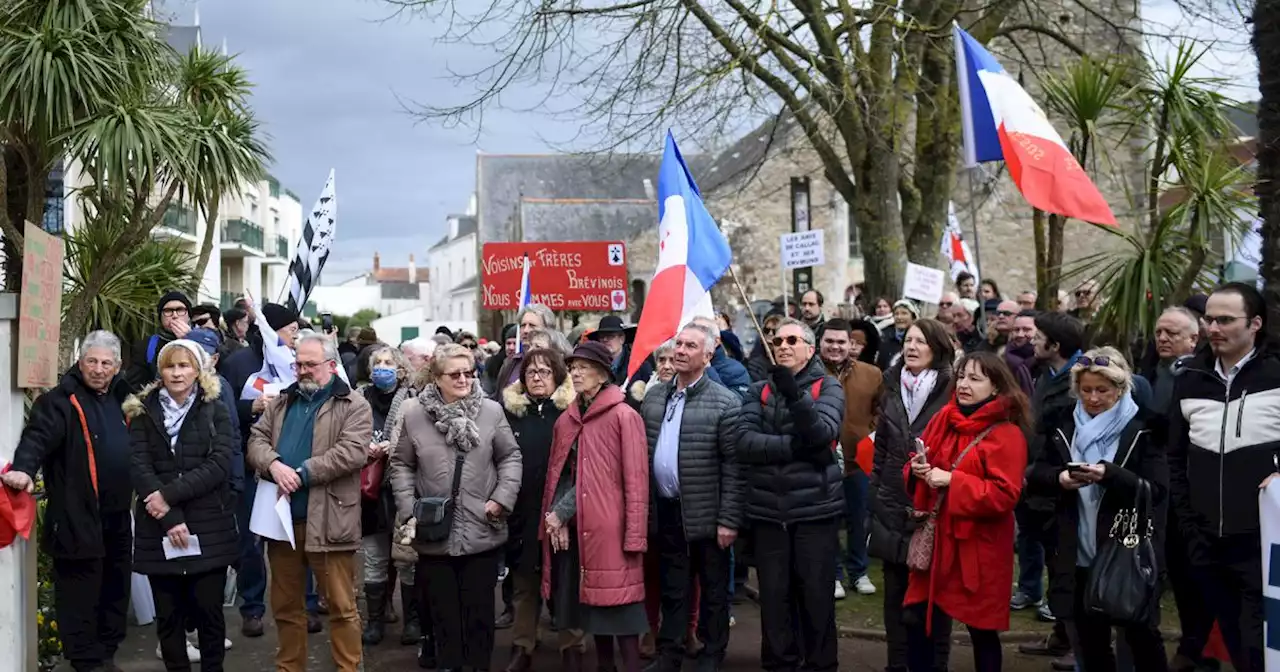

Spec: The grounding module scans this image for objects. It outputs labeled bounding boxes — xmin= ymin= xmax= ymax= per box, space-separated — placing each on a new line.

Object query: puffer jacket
xmin=639 ymin=376 xmax=745 ymax=540
xmin=126 ymin=374 xmax=239 ymax=575
xmin=738 ymin=356 xmax=846 ymax=524
xmin=503 ymin=377 xmax=575 ymax=573
xmin=868 ymin=363 xmax=952 ymax=564
xmin=390 ymin=384 xmax=523 ymax=557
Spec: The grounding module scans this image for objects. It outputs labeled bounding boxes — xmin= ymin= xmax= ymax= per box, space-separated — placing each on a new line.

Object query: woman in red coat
xmin=541 ymin=341 xmax=650 ymax=672
xmin=904 ymin=351 xmax=1030 ymax=672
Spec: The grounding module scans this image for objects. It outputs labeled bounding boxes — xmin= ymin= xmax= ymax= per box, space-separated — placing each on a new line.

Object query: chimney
xmin=408 ymin=254 xmax=417 ymax=284
xmin=373 ymin=252 xmax=381 ymax=272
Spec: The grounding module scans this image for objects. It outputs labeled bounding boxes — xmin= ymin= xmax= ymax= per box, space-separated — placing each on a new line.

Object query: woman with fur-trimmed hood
xmin=627 ymin=339 xmax=678 ymax=407
xmin=126 ymin=340 xmax=238 ymax=671
xmin=500 ymin=347 xmax=582 ymax=670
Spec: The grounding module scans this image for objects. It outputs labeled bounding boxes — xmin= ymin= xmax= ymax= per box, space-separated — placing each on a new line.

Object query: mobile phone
xmin=320 ymin=312 xmax=334 ymax=334
xmin=1066 ymin=462 xmax=1089 ymax=472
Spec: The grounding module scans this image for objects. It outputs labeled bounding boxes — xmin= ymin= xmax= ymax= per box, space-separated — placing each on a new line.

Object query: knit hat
xmin=156 ymin=290 xmax=192 ymax=318
xmin=1184 ymin=293 xmax=1209 ymax=317
xmin=186 ymin=328 xmax=222 ymax=355
xmin=260 ymin=303 xmax=299 ymax=332
xmin=892 ymin=298 xmax=920 ymax=318
xmin=159 ymin=339 xmax=209 ymax=371
xmin=502 ymin=324 xmax=517 ymax=341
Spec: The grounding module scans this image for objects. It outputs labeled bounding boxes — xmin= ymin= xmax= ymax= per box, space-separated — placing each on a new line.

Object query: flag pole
xmin=729 ymin=266 xmax=777 ymax=365
xmin=967 ymin=166 xmax=988 ymax=329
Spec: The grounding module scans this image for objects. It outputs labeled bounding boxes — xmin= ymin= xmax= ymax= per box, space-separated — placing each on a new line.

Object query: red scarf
xmin=912 ymin=395 xmax=1016 ymax=512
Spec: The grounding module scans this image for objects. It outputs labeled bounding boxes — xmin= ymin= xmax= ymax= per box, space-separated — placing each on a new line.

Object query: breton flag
xmin=285 ymin=170 xmax=338 ymax=314
xmin=953 ymin=24 xmax=1116 ymax=225
xmin=942 ymin=202 xmax=979 ymax=282
xmin=627 ymin=131 xmax=733 ymax=379
xmin=239 ymin=289 xmax=350 ymax=401
xmin=515 ymin=254 xmax=532 ymax=354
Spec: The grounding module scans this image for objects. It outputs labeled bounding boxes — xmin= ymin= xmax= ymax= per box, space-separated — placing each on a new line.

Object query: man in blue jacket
xmin=692 ymin=316 xmax=751 ymax=399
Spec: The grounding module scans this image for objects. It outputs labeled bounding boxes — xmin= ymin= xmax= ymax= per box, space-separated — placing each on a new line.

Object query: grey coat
xmin=639 ymin=376 xmax=745 ymax=541
xmin=389 ymin=397 xmax=523 ymax=557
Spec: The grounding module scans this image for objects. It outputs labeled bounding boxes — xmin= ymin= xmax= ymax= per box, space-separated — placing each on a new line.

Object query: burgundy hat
xmin=565 ymin=341 xmax=615 ymax=375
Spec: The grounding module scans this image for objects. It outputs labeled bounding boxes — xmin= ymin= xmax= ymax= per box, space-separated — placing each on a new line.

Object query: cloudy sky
xmin=178 ymin=0 xmax=1256 ymax=285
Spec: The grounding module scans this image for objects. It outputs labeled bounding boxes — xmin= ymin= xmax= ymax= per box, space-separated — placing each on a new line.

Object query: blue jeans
xmin=1014 ymin=507 xmax=1046 ymax=602
xmin=837 ymin=472 xmax=870 ymax=581
xmin=237 ymin=477 xmax=320 ymax=617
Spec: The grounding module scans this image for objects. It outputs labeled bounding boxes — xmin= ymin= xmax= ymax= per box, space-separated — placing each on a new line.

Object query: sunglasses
xmin=1075 ymin=356 xmax=1112 ymax=368
xmin=771 ymin=335 xmax=807 ymax=348
xmin=994 ymin=310 xmax=1016 ymax=318
xmin=442 ymin=370 xmax=477 ymax=381
xmin=938 ymin=301 xmax=953 ymax=308
xmin=194 ymin=317 xmax=213 ymax=327
xmin=461 ymin=342 xmax=478 ymax=350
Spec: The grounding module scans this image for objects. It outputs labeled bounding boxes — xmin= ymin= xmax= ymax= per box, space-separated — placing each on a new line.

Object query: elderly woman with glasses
xmin=542 ymin=341 xmax=651 ymax=672
xmin=1027 ymin=347 xmax=1169 ymax=671
xmin=390 ymin=343 xmax=523 ymax=671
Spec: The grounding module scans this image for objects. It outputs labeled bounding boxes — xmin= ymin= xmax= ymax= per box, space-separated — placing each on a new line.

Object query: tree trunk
xmin=1257 ymin=0 xmax=1280 ymax=339
xmin=1172 ymin=204 xmax=1208 ymax=303
xmin=853 ymin=177 xmax=907 ymax=304
xmin=1033 ymin=208 xmax=1049 ymax=309
xmin=192 ymin=190 xmax=221 ymax=295
xmin=1046 ymin=213 xmax=1067 ymax=305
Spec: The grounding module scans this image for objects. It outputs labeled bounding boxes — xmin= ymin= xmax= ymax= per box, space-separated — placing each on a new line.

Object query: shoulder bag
xmin=905 ymin=424 xmax=1001 ymax=572
xmin=413 ymin=449 xmax=467 ymax=543
xmin=1084 ymin=478 xmax=1158 ymax=624
xmin=360 ymin=429 xmax=387 ymax=501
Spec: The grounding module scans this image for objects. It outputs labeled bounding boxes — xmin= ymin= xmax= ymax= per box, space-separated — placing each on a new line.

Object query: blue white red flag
xmin=627 ymin=132 xmax=733 ymax=379
xmin=515 ymin=254 xmax=532 ymax=354
xmin=942 ymin=202 xmax=979 ymax=282
xmin=953 ymin=24 xmax=1116 ymax=225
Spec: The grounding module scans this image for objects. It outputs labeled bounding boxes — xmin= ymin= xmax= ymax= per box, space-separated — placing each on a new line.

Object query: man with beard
xmin=799 ymin=290 xmax=826 ymax=333
xmin=1004 ymin=310 xmax=1038 ymax=397
xmin=981 ymin=299 xmax=1020 ymax=355
xmin=126 ymin=290 xmax=193 ymax=390
xmin=950 ymin=299 xmax=984 ymax=355
xmin=247 ymin=333 xmax=371 ymax=672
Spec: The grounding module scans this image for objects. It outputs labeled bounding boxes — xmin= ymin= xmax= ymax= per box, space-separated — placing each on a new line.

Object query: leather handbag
xmin=1084 ymin=478 xmax=1158 ymax=624
xmin=360 ymin=458 xmax=385 ymax=501
xmin=413 ymin=450 xmax=468 ymax=543
xmin=905 ymin=424 xmax=1000 ymax=572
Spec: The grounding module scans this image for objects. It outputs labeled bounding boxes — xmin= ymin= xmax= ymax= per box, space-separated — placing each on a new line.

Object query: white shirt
xmin=653 ymin=375 xmax=702 ymax=499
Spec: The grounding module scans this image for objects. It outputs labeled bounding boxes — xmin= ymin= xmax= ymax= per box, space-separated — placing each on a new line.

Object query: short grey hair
xmin=680 ymin=321 xmax=717 ymax=354
xmin=517 ymin=303 xmax=555 ymax=330
xmin=1160 ymin=306 xmax=1200 ymax=334
xmin=528 ymin=327 xmax=573 ymax=357
xmin=367 ymin=345 xmax=411 ymax=381
xmin=401 ymin=337 xmax=437 ymax=358
xmin=295 ymin=330 xmax=339 ymax=362
xmin=653 ymin=339 xmax=676 ymax=360
xmin=81 ymin=330 xmax=122 ymax=363
xmin=775 ymin=318 xmax=816 ymax=345
xmin=431 ymin=333 xmax=452 ymax=346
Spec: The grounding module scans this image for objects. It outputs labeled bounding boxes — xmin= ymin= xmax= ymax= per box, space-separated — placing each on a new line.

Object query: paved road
xmin=105 ymin=590 xmax=1070 ymax=671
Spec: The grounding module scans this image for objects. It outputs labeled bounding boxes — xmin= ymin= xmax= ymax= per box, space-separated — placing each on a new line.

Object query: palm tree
xmin=175 ymin=46 xmax=270 ymax=286
xmin=1255 ymin=0 xmax=1280 ymax=336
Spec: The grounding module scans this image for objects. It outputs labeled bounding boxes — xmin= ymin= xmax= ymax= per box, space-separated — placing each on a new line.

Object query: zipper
xmin=1236 ymin=389 xmax=1249 ymax=439
xmin=1216 ymin=375 xmax=1230 ymax=537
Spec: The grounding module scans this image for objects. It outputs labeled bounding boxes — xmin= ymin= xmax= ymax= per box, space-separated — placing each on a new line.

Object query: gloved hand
xmin=769 ymin=365 xmax=802 ymax=401
xmin=395 ymin=518 xmax=417 ymax=546
xmin=805 ymin=445 xmax=836 ymax=469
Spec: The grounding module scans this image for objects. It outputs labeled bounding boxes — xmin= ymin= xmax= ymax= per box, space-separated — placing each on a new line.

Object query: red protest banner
xmin=481 ymin=242 xmax=628 ymax=312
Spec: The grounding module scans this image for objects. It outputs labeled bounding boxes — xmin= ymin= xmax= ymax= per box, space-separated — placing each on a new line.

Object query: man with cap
xmin=126 ymin=290 xmax=193 ymax=391
xmin=3 ymin=331 xmax=134 ymax=672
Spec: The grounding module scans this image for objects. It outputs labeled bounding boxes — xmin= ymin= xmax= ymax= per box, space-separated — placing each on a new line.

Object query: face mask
xmin=371 ymin=367 xmax=397 ymax=391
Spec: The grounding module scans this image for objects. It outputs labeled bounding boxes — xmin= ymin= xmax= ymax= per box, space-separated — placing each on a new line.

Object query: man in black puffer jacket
xmin=640 ymin=322 xmax=744 ymax=672
xmin=739 ymin=318 xmax=844 ymax=672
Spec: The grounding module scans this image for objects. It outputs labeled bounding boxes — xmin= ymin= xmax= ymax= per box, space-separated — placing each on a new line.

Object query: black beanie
xmin=261 ymin=303 xmax=300 ymax=332
xmin=502 ymin=324 xmax=517 ymax=341
xmin=156 ymin=290 xmax=192 ymax=318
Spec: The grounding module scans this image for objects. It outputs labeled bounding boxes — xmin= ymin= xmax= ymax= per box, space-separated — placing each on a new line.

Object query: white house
xmin=308 ymin=253 xmax=430 ymax=318
xmin=427 ymin=213 xmax=479 ymax=322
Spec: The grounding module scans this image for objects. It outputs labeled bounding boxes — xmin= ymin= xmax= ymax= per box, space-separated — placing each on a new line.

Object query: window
xmin=847 ymin=204 xmax=861 ymax=258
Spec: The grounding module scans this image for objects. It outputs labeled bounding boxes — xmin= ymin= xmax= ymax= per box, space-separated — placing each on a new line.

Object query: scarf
xmin=1070 ymin=391 xmax=1139 ymax=566
xmin=900 ymin=367 xmax=939 ymax=424
xmin=159 ymin=386 xmax=197 ymax=449
xmin=419 ymin=381 xmax=483 ymax=454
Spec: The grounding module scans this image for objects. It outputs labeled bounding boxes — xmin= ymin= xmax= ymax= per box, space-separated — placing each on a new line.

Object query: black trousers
xmin=881 ymin=562 xmax=951 ymax=672
xmin=1198 ymin=533 xmax=1264 ymax=672
xmin=904 ymin=606 xmax=997 ymax=672
xmin=1165 ymin=520 xmax=1214 ymax=662
xmin=150 ymin=568 xmax=229 ymax=672
xmin=418 ymin=548 xmax=500 ymax=670
xmin=1071 ymin=569 xmax=1168 ymax=672
xmin=654 ymin=498 xmax=731 ymax=670
xmin=753 ymin=519 xmax=839 ymax=672
xmin=52 ymin=509 xmax=132 ymax=672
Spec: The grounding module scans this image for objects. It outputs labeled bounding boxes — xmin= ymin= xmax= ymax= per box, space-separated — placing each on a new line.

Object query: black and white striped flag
xmin=285 ymin=170 xmax=337 ymax=314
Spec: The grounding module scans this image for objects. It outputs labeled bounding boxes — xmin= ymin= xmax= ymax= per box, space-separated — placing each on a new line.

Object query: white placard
xmin=1261 ymin=482 xmax=1280 ymax=670
xmin=902 ymin=263 xmax=947 ymax=305
xmin=249 ymin=480 xmax=297 ymax=549
xmin=780 ymin=230 xmax=825 ymax=270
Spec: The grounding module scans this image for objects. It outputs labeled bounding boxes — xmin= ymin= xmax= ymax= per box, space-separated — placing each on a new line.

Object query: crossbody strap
xmin=448 ymin=450 xmax=467 ymax=501
xmin=929 ymin=422 xmax=1006 ymax=514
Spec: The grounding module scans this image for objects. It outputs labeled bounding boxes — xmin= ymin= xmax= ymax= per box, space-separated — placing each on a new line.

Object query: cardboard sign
xmin=481 ymin=242 xmax=628 ymax=312
xmin=902 ymin=262 xmax=946 ymax=305
xmin=780 ymin=230 xmax=825 ymax=270
xmin=18 ymin=222 xmax=64 ymax=388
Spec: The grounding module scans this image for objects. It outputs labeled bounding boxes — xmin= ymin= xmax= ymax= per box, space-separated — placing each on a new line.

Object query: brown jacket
xmin=829 ymin=359 xmax=882 ymax=475
xmin=246 ymin=378 xmax=372 ymax=553
xmin=390 ymin=392 xmax=522 ymax=557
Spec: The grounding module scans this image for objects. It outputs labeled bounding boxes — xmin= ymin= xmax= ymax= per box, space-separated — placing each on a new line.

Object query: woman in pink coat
xmin=541 ymin=341 xmax=650 ymax=672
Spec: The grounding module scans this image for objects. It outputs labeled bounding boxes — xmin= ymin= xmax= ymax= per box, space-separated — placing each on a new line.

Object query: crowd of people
xmin=1 ymin=276 xmax=1276 ymax=672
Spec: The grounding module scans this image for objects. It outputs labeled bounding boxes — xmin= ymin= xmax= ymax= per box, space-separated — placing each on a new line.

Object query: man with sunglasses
xmin=1167 ymin=282 xmax=1280 ymax=672
xmin=125 ymin=290 xmax=193 ymax=391
xmin=977 ymin=300 xmax=1020 ymax=356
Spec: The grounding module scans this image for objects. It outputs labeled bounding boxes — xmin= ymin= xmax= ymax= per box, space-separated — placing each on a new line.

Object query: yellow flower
xmin=36 ymin=613 xmax=43 ymax=626
xmin=49 ymin=620 xmax=56 ymax=631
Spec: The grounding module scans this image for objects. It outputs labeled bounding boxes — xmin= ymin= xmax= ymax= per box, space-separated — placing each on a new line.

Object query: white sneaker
xmin=223 ymin=637 xmax=233 ymax=650
xmin=854 ymin=575 xmax=876 ymax=595
xmin=155 ymin=640 xmax=201 ymax=662
xmin=834 ymin=580 xmax=847 ymax=600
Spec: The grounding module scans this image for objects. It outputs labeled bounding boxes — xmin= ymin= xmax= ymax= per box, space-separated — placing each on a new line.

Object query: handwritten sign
xmin=18 ymin=222 xmax=64 ymax=388
xmin=780 ymin=230 xmax=825 ymax=270
xmin=902 ymin=262 xmax=946 ymax=306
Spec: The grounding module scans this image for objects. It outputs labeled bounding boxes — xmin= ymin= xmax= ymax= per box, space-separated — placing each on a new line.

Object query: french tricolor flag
xmin=954 ymin=24 xmax=1116 ymax=226
xmin=627 ymin=132 xmax=732 ymax=379
xmin=515 ymin=254 xmax=532 ymax=354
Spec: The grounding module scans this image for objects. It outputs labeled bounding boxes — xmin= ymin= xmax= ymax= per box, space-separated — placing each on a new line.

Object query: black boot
xmin=417 ymin=633 xmax=438 ymax=669
xmin=400 ymin=582 xmax=423 ymax=645
xmin=361 ymin=582 xmax=388 ymax=646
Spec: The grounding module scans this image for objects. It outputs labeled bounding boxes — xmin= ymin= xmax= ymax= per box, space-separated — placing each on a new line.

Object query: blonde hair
xmin=429 ymin=344 xmax=474 ymax=376
xmin=1070 ymin=346 xmax=1132 ymax=396
xmin=157 ymin=343 xmax=203 ymax=371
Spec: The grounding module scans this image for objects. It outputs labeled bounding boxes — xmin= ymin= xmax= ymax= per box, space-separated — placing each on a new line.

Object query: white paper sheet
xmin=263 ymin=383 xmax=282 ymax=398
xmin=249 ymin=480 xmax=296 ymax=549
xmin=162 ymin=534 xmax=202 ymax=559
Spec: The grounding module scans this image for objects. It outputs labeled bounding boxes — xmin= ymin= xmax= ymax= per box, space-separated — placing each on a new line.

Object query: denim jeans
xmin=237 ymin=477 xmax=320 ymax=617
xmin=1014 ymin=506 xmax=1046 ymax=602
xmin=837 ymin=472 xmax=870 ymax=581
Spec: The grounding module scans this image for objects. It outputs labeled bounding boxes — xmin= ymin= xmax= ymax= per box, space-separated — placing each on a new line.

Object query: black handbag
xmin=1083 ymin=478 xmax=1158 ymax=624
xmin=413 ymin=449 xmax=467 ymax=543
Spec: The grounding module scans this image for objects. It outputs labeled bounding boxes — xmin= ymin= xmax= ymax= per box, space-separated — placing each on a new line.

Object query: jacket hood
xmin=502 ymin=377 xmax=574 ymax=417
xmin=122 ymin=370 xmax=222 ymax=419
xmin=849 ymin=318 xmax=882 ymax=364
xmin=578 ymin=384 xmax=627 ymax=421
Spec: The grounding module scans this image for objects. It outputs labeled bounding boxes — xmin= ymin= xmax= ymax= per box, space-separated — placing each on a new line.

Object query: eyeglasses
xmin=1075 ymin=290 xmax=1092 ymax=298
xmin=994 ymin=310 xmax=1016 ymax=317
xmin=1203 ymin=315 xmax=1248 ymax=327
xmin=442 ymin=369 xmax=477 ymax=381
xmin=161 ymin=307 xmax=188 ymax=317
xmin=461 ymin=342 xmax=478 ymax=350
xmin=526 ymin=367 xmax=553 ymax=380
xmin=292 ymin=358 xmax=333 ymax=372
xmin=938 ymin=301 xmax=953 ymax=308
xmin=1075 ymin=356 xmax=1112 ymax=368
xmin=771 ymin=335 xmax=808 ymax=348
